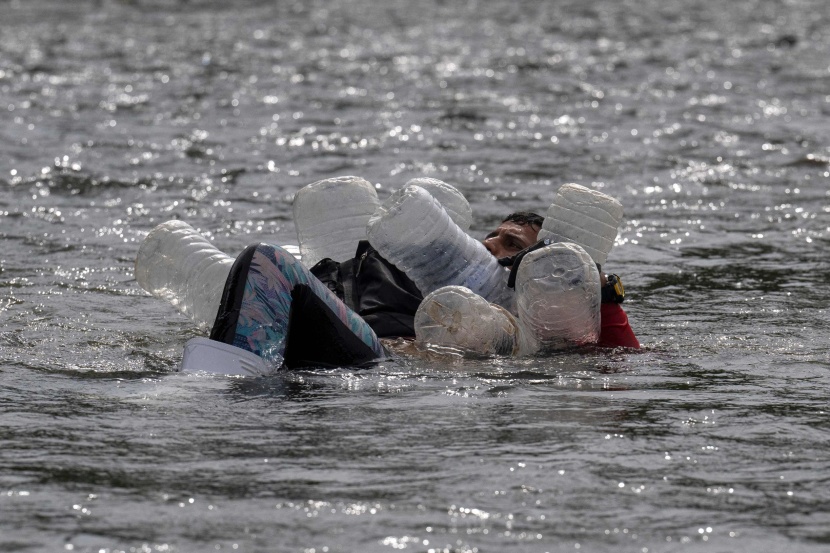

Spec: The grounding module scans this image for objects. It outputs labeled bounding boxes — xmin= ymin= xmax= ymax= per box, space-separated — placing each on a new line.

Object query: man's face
xmin=482 ymin=221 xmax=539 ymax=261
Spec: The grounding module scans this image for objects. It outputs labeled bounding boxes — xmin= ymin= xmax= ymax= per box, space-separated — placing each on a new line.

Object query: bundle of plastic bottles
xmin=365 ymin=180 xmax=621 ymax=355
xmin=135 ymin=175 xmax=624 ymax=360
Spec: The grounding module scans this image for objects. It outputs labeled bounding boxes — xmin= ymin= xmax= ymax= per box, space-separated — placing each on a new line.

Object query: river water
xmin=1 ymin=0 xmax=829 ymax=551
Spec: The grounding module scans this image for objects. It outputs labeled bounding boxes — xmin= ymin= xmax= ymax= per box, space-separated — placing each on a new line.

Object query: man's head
xmin=482 ymin=211 xmax=543 ymax=261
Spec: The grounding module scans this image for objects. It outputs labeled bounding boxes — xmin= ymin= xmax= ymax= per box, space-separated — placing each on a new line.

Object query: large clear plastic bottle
xmin=513 ymin=242 xmax=601 ymax=353
xmin=414 ymin=285 xmax=517 ymax=356
xmin=537 ymin=183 xmax=623 ymax=266
xmin=404 ymin=178 xmax=472 ymax=231
xmin=293 ymin=176 xmax=380 ymax=267
xmin=366 ymin=184 xmax=512 ymax=308
xmin=135 ymin=220 xmax=233 ymax=330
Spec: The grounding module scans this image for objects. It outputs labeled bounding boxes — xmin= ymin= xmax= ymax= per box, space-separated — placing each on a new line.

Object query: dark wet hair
xmin=502 ymin=211 xmax=543 ymax=229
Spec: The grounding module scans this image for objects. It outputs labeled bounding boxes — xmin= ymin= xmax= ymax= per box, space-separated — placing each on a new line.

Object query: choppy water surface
xmin=1 ymin=0 xmax=829 ymax=551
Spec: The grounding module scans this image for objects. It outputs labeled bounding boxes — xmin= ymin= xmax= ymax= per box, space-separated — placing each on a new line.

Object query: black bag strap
xmin=505 ymin=238 xmax=555 ymax=289
xmin=338 ymin=257 xmax=357 ymax=311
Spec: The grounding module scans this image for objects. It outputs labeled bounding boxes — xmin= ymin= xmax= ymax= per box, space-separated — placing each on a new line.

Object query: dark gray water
xmin=1 ymin=0 xmax=829 ymax=551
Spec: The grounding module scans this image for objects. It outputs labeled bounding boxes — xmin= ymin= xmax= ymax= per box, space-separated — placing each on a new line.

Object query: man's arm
xmin=597 ymin=273 xmax=640 ymax=348
xmin=598 ymin=303 xmax=640 ymax=349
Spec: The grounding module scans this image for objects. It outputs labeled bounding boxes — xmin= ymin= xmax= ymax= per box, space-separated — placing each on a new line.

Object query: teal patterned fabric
xmin=232 ymin=244 xmax=384 ymax=365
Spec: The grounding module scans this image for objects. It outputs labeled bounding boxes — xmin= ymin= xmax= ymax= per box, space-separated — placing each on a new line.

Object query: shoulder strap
xmin=338 ymin=257 xmax=357 ymax=311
